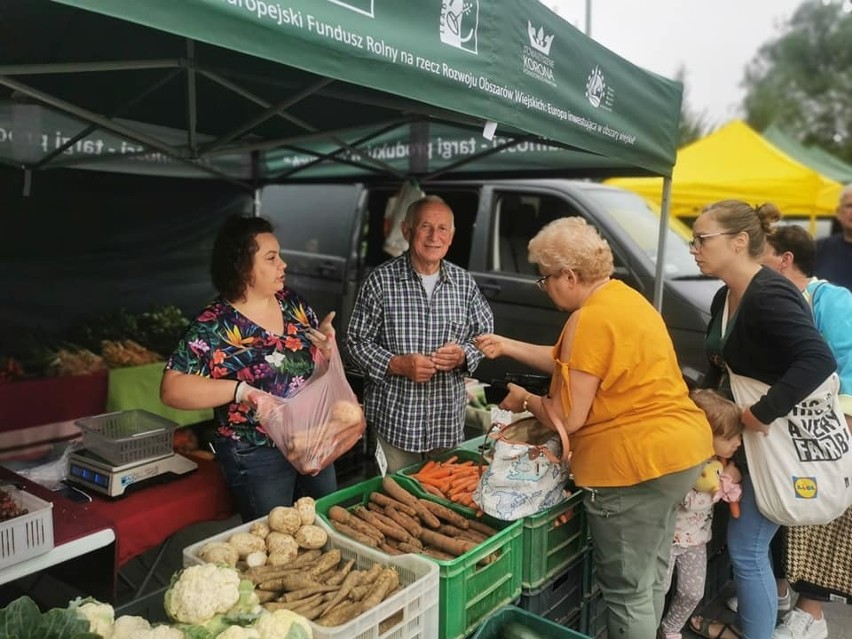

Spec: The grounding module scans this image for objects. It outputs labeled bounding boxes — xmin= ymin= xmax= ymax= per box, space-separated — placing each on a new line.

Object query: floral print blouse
xmin=166 ymin=289 xmax=320 ymax=446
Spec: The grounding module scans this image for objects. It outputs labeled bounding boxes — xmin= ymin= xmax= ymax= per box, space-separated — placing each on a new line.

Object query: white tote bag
xmin=728 ymin=367 xmax=852 ymax=526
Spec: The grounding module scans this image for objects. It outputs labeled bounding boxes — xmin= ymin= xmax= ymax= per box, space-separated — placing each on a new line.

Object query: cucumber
xmin=501 ymin=621 xmax=547 ymax=639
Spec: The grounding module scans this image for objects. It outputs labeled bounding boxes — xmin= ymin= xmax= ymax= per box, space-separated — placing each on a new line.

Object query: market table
xmin=0 ymin=467 xmax=117 ymax=602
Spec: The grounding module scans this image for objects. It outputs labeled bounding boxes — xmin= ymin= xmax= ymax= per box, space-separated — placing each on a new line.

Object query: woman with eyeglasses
xmin=687 ymin=202 xmax=835 ymax=639
xmin=476 ymin=217 xmax=713 ymax=639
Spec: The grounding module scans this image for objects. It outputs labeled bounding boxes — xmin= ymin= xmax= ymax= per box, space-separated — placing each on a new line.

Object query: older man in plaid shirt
xmin=346 ymin=195 xmax=494 ymax=473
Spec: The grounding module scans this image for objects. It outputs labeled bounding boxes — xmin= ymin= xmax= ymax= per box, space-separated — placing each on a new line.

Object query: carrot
xmin=419 ymin=482 xmax=446 ymax=498
xmin=419 ymin=528 xmax=477 ymax=557
xmin=384 ymin=506 xmax=423 ymax=538
xmin=381 ymin=476 xmax=418 ymax=507
xmin=468 ymin=519 xmax=498 ymax=536
xmin=730 ymin=501 xmax=741 ymax=518
xmin=418 ymin=460 xmax=438 ymax=474
xmin=328 ymin=505 xmax=385 ymax=542
xmin=369 ymin=491 xmax=418 ymax=517
xmin=419 ymin=498 xmax=470 ymax=529
xmin=379 ymin=542 xmax=404 ymax=555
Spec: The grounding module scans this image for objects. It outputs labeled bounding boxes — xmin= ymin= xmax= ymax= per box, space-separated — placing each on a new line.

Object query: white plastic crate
xmin=75 ymin=409 xmax=177 ymax=466
xmin=183 ymin=516 xmax=439 ymax=639
xmin=0 ymin=487 xmax=54 ymax=570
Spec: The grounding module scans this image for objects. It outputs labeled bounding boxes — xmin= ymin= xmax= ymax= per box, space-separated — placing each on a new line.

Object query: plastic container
xmin=75 ymin=409 xmax=177 ymax=466
xmin=315 ymin=476 xmax=523 ymax=639
xmin=521 ymin=489 xmax=587 ymax=589
xmin=0 ymin=487 xmax=54 ymax=570
xmin=580 ymin=589 xmax=606 ymax=639
xmin=519 ymin=550 xmax=588 ymax=626
xmin=471 ymin=604 xmax=591 ymax=639
xmin=184 ymin=515 xmax=439 ymax=639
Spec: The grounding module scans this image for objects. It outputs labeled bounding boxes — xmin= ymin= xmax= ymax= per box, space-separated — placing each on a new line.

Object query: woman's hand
xmin=475 ymin=333 xmax=507 ymax=360
xmin=498 ymin=382 xmax=529 ymax=413
xmin=742 ymin=406 xmax=770 ymax=435
xmin=307 ymin=311 xmax=336 ymax=352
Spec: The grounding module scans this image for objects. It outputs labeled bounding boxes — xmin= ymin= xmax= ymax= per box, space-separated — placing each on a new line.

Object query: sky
xmin=543 ymin=0 xmax=805 ymax=126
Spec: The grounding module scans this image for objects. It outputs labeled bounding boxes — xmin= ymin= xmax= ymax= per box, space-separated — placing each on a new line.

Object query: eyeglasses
xmin=535 ymin=274 xmax=553 ymax=291
xmin=689 ymin=231 xmax=739 ymax=250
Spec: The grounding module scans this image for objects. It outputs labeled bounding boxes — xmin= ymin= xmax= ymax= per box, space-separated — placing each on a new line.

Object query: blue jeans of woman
xmin=215 ymin=435 xmax=337 ymax=522
xmin=728 ymin=475 xmax=780 ymax=639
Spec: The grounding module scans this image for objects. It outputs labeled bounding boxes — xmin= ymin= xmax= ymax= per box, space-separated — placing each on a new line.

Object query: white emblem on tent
xmin=325 ymin=0 xmax=375 ymax=18
xmin=440 ymin=0 xmax=479 ymax=54
xmin=527 ymin=21 xmax=554 ymax=55
xmin=585 ymin=65 xmax=606 ymax=108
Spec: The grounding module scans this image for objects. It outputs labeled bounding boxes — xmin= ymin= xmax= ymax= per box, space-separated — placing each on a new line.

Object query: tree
xmin=674 ymin=66 xmax=714 ymax=147
xmin=743 ymin=0 xmax=852 ymax=162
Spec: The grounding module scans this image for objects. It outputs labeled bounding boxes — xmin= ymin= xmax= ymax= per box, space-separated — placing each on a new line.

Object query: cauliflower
xmin=70 ymin=597 xmax=115 ymax=638
xmin=164 ymin=565 xmax=243 ymax=625
xmin=251 ymin=609 xmax=312 ymax=639
xmin=112 ymin=615 xmax=152 ymax=638
xmin=218 ymin=627 xmax=260 ymax=639
xmin=146 ymin=626 xmax=185 ymax=639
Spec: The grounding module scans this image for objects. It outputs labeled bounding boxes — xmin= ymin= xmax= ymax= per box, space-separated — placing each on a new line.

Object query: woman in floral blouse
xmin=161 ymin=215 xmax=337 ymax=521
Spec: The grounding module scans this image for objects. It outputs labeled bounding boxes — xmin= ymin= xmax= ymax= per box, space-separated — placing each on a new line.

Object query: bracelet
xmin=522 ymin=394 xmax=532 ymax=412
xmin=233 ymin=381 xmax=243 ymax=403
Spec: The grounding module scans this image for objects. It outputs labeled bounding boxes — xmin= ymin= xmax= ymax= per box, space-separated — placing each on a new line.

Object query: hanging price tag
xmin=375 ymin=441 xmax=388 ymax=477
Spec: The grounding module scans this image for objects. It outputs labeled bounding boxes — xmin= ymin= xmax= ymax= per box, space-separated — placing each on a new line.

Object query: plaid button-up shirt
xmin=345 ymin=253 xmax=494 ymax=452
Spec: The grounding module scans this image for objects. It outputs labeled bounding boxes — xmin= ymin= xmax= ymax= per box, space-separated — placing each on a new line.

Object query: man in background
xmin=345 ymin=195 xmax=493 ymax=473
xmin=814 ymin=183 xmax=852 ymax=292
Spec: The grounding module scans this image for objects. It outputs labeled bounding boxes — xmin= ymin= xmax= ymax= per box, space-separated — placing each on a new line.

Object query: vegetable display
xmin=325 ymin=476 xmax=500 ymax=563
xmin=408 ymin=456 xmax=487 ymax=511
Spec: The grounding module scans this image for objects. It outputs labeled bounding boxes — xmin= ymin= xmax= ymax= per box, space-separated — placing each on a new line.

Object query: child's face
xmin=713 ymin=433 xmax=742 ymax=460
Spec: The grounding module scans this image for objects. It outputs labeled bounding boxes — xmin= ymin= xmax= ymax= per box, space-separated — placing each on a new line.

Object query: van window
xmin=261 ymin=184 xmax=360 ymax=254
xmin=589 ymin=189 xmax=702 ymax=278
xmin=363 ymin=187 xmax=478 ymax=269
xmin=494 ymin=192 xmax=629 ymax=275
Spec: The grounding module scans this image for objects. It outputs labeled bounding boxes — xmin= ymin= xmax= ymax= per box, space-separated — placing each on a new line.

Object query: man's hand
xmin=389 ymin=354 xmax=437 ymax=382
xmin=431 ymin=342 xmax=465 ymax=372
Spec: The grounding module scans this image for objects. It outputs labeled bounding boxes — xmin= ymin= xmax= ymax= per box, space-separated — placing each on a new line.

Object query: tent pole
xmin=186 ymin=41 xmax=198 ymax=155
xmin=0 ymin=60 xmax=178 ymax=75
xmin=653 ymin=177 xmax=673 ymax=311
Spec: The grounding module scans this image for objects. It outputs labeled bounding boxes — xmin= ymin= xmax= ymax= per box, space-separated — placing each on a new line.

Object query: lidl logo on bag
xmin=792 ymin=476 xmax=818 ymax=499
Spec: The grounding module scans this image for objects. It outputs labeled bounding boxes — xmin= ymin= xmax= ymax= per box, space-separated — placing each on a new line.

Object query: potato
xmin=294 ymin=524 xmax=328 ymax=550
xmin=197 ymin=541 xmax=239 ymax=566
xmin=295 ymin=497 xmax=316 ymax=526
xmin=265 ymin=532 xmax=298 ymax=556
xmin=268 ymin=506 xmax=302 ymax=534
xmin=249 ymin=521 xmax=271 ymax=538
xmin=228 ymin=531 xmax=266 ymax=558
xmin=331 ymin=400 xmax=362 ymax=425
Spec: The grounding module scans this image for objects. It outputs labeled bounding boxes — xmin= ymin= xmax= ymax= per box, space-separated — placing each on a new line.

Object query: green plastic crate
xmin=315 ymin=475 xmax=523 ymax=639
xmin=521 ymin=489 xmax=587 ymax=589
xmin=471 ymin=604 xmax=591 ymax=639
xmin=397 ymin=449 xmax=487 ymax=517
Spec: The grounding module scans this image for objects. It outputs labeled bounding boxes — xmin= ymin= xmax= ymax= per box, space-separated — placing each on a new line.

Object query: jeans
xmin=728 ymin=475 xmax=780 ymax=639
xmin=584 ymin=464 xmax=702 ymax=639
xmin=215 ymin=435 xmax=337 ymax=522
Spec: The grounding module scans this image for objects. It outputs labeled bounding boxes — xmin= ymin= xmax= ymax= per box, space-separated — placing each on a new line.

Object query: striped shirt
xmin=345 ymin=253 xmax=494 ymax=452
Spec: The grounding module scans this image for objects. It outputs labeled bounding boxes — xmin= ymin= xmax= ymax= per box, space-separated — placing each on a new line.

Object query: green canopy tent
xmin=0 ymin=0 xmax=682 ymax=305
xmin=763 ymin=124 xmax=852 ymax=185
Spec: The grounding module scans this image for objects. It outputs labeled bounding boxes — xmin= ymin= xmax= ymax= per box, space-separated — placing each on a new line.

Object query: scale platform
xmin=67 ymin=448 xmax=197 ymax=498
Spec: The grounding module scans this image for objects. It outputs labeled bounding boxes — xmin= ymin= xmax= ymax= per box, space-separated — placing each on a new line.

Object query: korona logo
xmin=527 ymin=21 xmax=554 ymax=55
xmin=440 ymin=0 xmax=479 ymax=54
xmin=585 ymin=65 xmax=606 ymax=108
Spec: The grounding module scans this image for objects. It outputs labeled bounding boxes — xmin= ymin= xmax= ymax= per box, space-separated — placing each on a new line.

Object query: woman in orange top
xmin=477 ymin=217 xmax=713 ymax=639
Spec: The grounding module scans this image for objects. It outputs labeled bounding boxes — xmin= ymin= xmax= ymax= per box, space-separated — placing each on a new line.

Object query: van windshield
xmin=589 ymin=188 xmax=704 ymax=279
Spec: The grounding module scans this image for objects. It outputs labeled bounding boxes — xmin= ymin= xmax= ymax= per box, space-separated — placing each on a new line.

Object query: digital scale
xmin=67 ymin=448 xmax=197 ymax=498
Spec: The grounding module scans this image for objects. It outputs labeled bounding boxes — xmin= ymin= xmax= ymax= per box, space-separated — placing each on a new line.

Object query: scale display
xmin=67 ymin=448 xmax=197 ymax=498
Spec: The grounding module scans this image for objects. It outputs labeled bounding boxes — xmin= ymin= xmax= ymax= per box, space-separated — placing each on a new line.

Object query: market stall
xmin=0 ymin=1 xmax=689 ymax=635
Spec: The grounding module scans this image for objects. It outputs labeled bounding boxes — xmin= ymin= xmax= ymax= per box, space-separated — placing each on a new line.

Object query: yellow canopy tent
xmin=607 ymin=120 xmax=842 ymax=232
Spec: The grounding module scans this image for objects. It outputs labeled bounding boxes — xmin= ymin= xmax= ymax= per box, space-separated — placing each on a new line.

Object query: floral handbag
xmin=473 ymin=397 xmax=571 ymax=521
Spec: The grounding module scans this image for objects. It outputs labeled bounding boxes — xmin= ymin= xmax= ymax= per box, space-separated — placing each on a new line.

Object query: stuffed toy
xmin=694 ymin=458 xmax=742 ymax=518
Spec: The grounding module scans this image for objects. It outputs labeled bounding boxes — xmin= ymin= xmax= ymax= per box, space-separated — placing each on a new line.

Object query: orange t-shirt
xmin=552 ymin=280 xmax=713 ymax=487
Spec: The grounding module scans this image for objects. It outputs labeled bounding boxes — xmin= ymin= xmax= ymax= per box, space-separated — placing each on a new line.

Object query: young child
xmin=659 ymin=389 xmax=743 ymax=639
